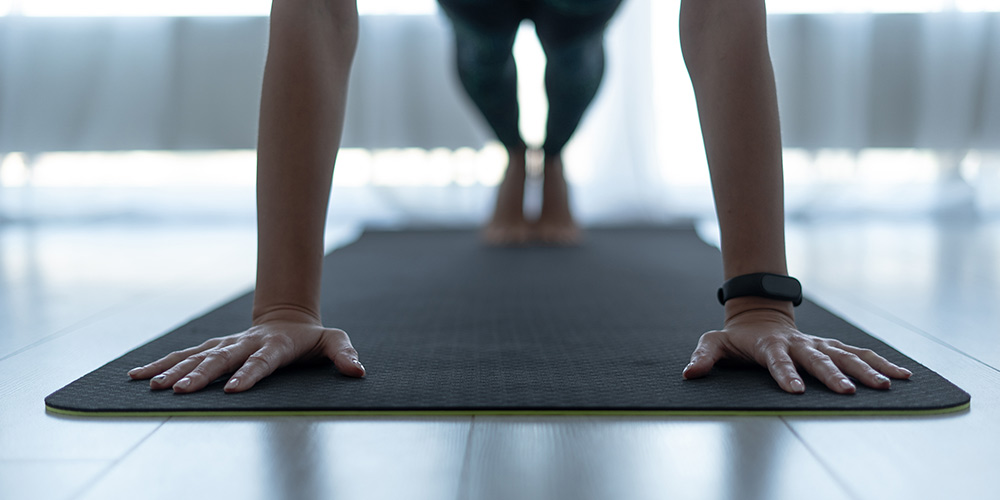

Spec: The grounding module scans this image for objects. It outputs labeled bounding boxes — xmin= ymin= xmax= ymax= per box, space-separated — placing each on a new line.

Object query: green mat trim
xmin=46 ymin=402 xmax=971 ymax=419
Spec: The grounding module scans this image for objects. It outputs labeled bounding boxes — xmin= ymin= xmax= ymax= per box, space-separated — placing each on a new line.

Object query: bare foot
xmin=483 ymin=146 xmax=531 ymax=246
xmin=533 ymin=153 xmax=581 ymax=245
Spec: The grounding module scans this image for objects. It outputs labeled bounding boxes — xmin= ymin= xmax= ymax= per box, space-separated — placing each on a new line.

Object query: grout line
xmin=778 ymin=282 xmax=991 ymax=500
xmin=0 ymin=458 xmax=110 ymax=464
xmin=0 ymin=221 xmax=363 ymax=365
xmin=67 ymin=418 xmax=169 ymax=500
xmin=2 ymin=278 xmax=261 ymax=368
xmin=780 ymin=417 xmax=866 ymax=500
xmin=454 ymin=415 xmax=476 ymax=500
xmin=807 ymin=286 xmax=1000 ymax=376
xmin=0 ymin=293 xmax=157 ymax=363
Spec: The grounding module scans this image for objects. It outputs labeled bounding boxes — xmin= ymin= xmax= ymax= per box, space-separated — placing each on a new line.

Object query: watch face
xmin=761 ymin=274 xmax=802 ymax=298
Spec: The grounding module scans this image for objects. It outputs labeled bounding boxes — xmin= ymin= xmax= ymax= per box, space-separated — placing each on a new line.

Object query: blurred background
xmin=1 ymin=0 xmax=999 ymax=227
xmin=4 ymin=5 xmax=1000 ymax=500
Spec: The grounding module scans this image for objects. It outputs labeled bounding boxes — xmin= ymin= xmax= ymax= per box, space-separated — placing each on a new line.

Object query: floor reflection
xmin=263 ymin=421 xmax=329 ymax=500
xmin=460 ymin=418 xmax=812 ymax=500
xmin=786 ymin=217 xmax=1000 ymax=368
xmin=930 ymin=221 xmax=1000 ymax=353
xmin=261 ymin=418 xmax=469 ymax=500
xmin=0 ymin=225 xmax=48 ymax=358
xmin=722 ymin=419 xmax=780 ymax=500
xmin=0 ymin=222 xmax=258 ymax=358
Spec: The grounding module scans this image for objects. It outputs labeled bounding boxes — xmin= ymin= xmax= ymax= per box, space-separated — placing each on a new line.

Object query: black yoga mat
xmin=46 ymin=226 xmax=970 ymax=416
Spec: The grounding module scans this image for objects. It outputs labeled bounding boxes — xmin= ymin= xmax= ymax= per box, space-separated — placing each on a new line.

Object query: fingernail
xmin=226 ymin=378 xmax=239 ymax=390
xmin=875 ymin=374 xmax=890 ymax=385
xmin=901 ymin=368 xmax=913 ymax=377
xmin=353 ymin=359 xmax=366 ymax=372
xmin=128 ymin=367 xmax=143 ymax=376
xmin=840 ymin=379 xmax=856 ymax=392
xmin=790 ymin=379 xmax=805 ymax=393
xmin=152 ymin=374 xmax=166 ymax=384
xmin=174 ymin=378 xmax=191 ymax=390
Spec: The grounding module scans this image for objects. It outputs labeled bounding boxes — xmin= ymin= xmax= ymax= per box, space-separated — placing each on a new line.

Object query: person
xmin=438 ymin=0 xmax=624 ymax=246
xmin=127 ymin=0 xmax=912 ymax=396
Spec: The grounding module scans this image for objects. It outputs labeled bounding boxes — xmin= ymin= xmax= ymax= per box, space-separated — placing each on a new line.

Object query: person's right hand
xmin=126 ymin=309 xmax=365 ymax=394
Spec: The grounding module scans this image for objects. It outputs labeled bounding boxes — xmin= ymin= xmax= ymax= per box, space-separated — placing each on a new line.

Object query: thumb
xmin=321 ymin=328 xmax=366 ymax=378
xmin=683 ymin=331 xmax=724 ymax=380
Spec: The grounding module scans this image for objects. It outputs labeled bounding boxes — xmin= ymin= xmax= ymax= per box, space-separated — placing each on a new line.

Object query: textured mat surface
xmin=46 ymin=227 xmax=970 ymax=416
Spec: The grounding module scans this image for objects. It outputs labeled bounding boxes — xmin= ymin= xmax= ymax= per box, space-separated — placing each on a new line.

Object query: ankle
xmin=505 ymin=145 xmax=528 ymax=178
xmin=543 ymin=152 xmax=563 ymax=175
xmin=507 ymin=143 xmax=528 ymax=161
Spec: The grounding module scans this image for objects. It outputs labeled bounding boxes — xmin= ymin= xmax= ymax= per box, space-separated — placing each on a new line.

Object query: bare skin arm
xmin=128 ymin=0 xmax=365 ymax=393
xmin=129 ymin=0 xmax=909 ymax=396
xmin=678 ymin=0 xmax=911 ymax=393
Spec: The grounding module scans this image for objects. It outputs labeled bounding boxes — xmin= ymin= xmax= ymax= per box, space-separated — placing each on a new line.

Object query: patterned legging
xmin=437 ymin=0 xmax=624 ymax=155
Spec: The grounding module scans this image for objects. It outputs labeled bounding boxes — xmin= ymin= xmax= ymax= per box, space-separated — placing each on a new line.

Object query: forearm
xmin=679 ymin=0 xmax=791 ymax=321
xmin=252 ymin=0 xmax=359 ymax=323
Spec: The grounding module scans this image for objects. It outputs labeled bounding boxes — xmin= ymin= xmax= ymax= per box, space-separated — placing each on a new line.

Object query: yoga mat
xmin=46 ymin=226 xmax=970 ymax=416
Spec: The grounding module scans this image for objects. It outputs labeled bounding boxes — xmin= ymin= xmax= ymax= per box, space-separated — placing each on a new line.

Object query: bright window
xmin=2 ymin=0 xmax=439 ymax=17
xmin=766 ymin=0 xmax=1000 ymax=13
xmin=4 ymin=0 xmax=998 ymax=17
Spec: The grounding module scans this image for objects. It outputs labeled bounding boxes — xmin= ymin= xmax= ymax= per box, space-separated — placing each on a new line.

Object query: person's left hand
xmin=682 ymin=308 xmax=912 ymax=394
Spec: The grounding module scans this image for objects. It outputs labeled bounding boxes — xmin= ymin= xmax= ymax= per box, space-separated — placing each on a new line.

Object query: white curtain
xmin=1 ymin=4 xmax=999 ymax=223
xmin=0 ymin=14 xmax=490 ymax=152
xmin=768 ymin=12 xmax=1000 ymax=150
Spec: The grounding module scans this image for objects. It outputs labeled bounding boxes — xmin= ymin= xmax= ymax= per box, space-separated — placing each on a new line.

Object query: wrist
xmin=251 ymin=303 xmax=322 ymax=326
xmin=724 ymin=296 xmax=795 ymax=324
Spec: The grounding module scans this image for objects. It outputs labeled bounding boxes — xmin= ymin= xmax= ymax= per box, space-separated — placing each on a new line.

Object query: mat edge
xmin=44 ymin=402 xmax=971 ymax=419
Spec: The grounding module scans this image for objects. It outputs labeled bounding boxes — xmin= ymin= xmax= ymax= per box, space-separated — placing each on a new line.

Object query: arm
xmin=254 ymin=0 xmax=356 ymax=323
xmin=129 ymin=0 xmax=365 ymax=393
xmin=677 ymin=0 xmax=910 ymax=393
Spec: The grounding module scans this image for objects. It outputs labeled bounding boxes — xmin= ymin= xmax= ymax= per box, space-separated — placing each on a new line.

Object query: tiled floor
xmin=1 ymin=213 xmax=997 ymax=500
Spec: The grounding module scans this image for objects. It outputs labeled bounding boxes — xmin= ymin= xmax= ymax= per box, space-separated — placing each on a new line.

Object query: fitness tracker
xmin=717 ymin=273 xmax=803 ymax=307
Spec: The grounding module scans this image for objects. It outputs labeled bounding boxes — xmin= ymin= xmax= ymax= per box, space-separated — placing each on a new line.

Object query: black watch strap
xmin=717 ymin=273 xmax=803 ymax=307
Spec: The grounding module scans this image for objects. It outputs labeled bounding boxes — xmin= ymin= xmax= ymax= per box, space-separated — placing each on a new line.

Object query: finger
xmin=128 ymin=338 xmax=222 ymax=379
xmin=128 ymin=345 xmax=206 ymax=380
xmin=683 ymin=331 xmax=723 ymax=380
xmin=825 ymin=347 xmax=892 ymax=390
xmin=149 ymin=355 xmax=204 ymax=391
xmin=793 ymin=347 xmax=856 ymax=394
xmin=173 ymin=344 xmax=252 ymax=394
xmin=224 ymin=346 xmax=285 ymax=393
xmin=762 ymin=345 xmax=806 ymax=394
xmin=842 ymin=346 xmax=912 ymax=380
xmin=323 ymin=329 xmax=365 ymax=378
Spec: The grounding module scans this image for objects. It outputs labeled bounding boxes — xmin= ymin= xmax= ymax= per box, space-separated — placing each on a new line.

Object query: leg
xmin=438 ymin=0 xmax=530 ymax=245
xmin=534 ymin=0 xmax=622 ymax=156
xmin=530 ymin=0 xmax=623 ymax=244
